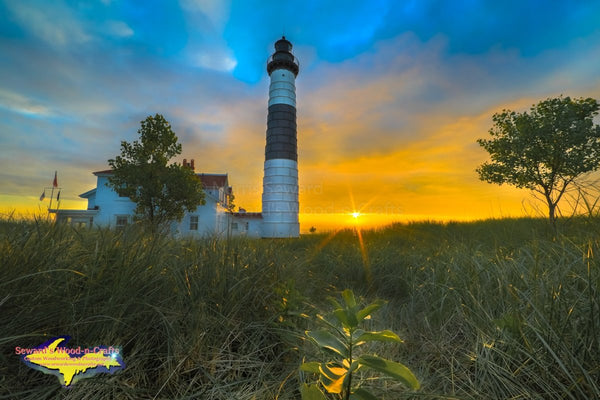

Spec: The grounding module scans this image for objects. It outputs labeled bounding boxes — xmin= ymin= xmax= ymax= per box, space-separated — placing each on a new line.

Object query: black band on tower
xmin=265 ymin=103 xmax=297 ymax=161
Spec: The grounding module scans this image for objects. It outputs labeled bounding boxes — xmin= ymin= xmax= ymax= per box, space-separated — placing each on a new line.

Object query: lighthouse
xmin=261 ymin=37 xmax=300 ymax=238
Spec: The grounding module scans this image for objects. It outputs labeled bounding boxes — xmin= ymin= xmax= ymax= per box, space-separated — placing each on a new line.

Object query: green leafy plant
xmin=300 ymin=289 xmax=419 ymax=399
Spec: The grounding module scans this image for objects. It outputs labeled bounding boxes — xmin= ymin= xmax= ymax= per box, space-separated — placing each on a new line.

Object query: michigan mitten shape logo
xmin=18 ymin=336 xmax=125 ymax=387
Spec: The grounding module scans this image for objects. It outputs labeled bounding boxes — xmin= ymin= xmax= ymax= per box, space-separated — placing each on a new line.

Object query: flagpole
xmin=48 ymin=171 xmax=57 ymax=212
xmin=48 ymin=186 xmax=55 ymax=211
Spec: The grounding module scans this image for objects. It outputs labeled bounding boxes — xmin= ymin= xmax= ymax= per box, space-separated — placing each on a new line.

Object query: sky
xmin=1 ymin=0 xmax=600 ymax=231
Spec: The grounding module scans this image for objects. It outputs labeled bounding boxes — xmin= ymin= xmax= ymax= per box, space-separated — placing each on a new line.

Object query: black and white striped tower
xmin=261 ymin=36 xmax=300 ymax=238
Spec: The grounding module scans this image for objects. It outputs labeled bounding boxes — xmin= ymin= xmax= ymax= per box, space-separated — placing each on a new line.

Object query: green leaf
xmin=350 ymin=388 xmax=379 ymax=400
xmin=351 ymin=329 xmax=365 ymax=340
xmin=355 ymin=330 xmax=403 ymax=346
xmin=307 ymin=330 xmax=349 ymax=358
xmin=319 ymin=363 xmax=347 ymax=394
xmin=333 ymin=309 xmax=358 ymax=329
xmin=327 ymin=296 xmax=344 ymax=310
xmin=316 ymin=313 xmax=341 ymax=331
xmin=356 ymin=300 xmax=385 ymax=321
xmin=333 ymin=309 xmax=350 ymax=327
xmin=342 ymin=289 xmax=357 ymax=308
xmin=300 ymin=383 xmax=328 ymax=400
xmin=358 ymin=355 xmax=420 ymax=390
xmin=300 ymin=361 xmax=321 ymax=374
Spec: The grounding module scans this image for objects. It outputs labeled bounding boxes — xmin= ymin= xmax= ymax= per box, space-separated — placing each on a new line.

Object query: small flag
xmin=39 ymin=189 xmax=46 ymax=201
xmin=53 ymin=171 xmax=58 ymax=188
xmin=56 ymin=190 xmax=61 ymax=202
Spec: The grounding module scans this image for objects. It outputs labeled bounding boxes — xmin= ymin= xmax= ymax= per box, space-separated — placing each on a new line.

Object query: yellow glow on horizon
xmin=3 ymin=189 xmax=537 ymax=233
xmin=0 ymin=195 xmax=88 ymax=220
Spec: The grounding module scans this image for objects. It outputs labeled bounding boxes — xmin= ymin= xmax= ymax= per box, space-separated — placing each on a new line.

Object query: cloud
xmin=297 ymin=30 xmax=600 ymax=166
xmin=3 ymin=1 xmax=91 ymax=47
xmin=190 ymin=48 xmax=237 ymax=72
xmin=0 ymin=89 xmax=55 ymax=117
xmin=105 ymin=20 xmax=134 ymax=38
xmin=174 ymin=0 xmax=238 ymax=72
xmin=179 ymin=0 xmax=231 ymax=31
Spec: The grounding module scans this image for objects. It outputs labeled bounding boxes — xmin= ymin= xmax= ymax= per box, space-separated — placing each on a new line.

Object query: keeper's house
xmin=52 ymin=159 xmax=263 ymax=238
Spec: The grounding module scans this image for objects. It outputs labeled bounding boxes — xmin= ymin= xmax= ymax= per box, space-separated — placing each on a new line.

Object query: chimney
xmin=183 ymin=158 xmax=188 ymax=168
xmin=190 ymin=159 xmax=195 ymax=171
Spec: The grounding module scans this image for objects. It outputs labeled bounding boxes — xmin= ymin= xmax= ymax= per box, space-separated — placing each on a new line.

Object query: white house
xmin=52 ymin=160 xmax=263 ymax=238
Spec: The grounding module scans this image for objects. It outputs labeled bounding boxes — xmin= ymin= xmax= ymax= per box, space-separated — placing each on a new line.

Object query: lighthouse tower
xmin=261 ymin=37 xmax=300 ymax=238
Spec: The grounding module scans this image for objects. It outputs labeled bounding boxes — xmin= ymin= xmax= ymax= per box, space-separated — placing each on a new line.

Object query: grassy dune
xmin=1 ymin=217 xmax=599 ymax=399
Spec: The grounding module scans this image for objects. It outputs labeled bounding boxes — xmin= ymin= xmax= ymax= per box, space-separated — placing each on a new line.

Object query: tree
xmin=477 ymin=95 xmax=600 ymax=226
xmin=107 ymin=114 xmax=205 ymax=231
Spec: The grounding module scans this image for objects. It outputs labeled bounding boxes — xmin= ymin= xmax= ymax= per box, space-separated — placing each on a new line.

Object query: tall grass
xmin=1 ymin=216 xmax=598 ymax=399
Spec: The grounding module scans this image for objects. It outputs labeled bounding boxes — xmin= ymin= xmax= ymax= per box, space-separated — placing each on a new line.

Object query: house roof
xmin=79 ymin=188 xmax=96 ymax=198
xmin=93 ymin=169 xmax=113 ymax=176
xmin=92 ymin=169 xmax=229 ymax=188
xmin=197 ymin=173 xmax=228 ymax=188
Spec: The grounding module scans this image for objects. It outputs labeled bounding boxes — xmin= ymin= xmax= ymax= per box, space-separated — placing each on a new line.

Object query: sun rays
xmin=309 ymin=188 xmax=375 ymax=284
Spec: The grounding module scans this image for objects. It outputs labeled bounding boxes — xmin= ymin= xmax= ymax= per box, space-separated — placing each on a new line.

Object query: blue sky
xmin=1 ymin=0 xmax=599 ymax=228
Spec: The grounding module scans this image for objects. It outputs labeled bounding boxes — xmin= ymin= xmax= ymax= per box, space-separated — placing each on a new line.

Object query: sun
xmin=352 ymin=211 xmax=361 ymax=219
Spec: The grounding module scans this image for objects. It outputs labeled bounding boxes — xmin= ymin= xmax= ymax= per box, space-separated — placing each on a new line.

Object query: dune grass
xmin=1 ymin=216 xmax=599 ymax=399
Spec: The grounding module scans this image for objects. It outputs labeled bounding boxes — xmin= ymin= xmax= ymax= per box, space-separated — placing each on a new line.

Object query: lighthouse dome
xmin=275 ymin=36 xmax=292 ymax=52
xmin=267 ymin=36 xmax=299 ymax=76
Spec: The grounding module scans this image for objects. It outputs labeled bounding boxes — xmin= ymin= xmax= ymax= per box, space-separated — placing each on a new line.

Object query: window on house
xmin=116 ymin=215 xmax=128 ymax=229
xmin=89 ymin=217 xmax=94 ymax=226
xmin=245 ymin=222 xmax=249 ymax=231
xmin=190 ymin=215 xmax=199 ymax=231
xmin=232 ymin=222 xmax=238 ymax=230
